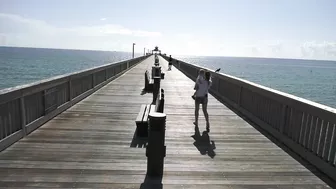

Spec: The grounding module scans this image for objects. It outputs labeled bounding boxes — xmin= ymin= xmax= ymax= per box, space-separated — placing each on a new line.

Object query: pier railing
xmin=161 ymin=55 xmax=336 ymax=181
xmin=0 ymin=55 xmax=149 ymax=151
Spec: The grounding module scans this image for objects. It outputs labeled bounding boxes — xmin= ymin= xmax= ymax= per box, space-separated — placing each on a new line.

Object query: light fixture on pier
xmin=132 ymin=43 xmax=136 ymax=58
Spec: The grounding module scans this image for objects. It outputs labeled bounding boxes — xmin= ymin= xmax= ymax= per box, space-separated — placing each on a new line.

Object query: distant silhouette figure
xmin=168 ymin=55 xmax=173 ymax=71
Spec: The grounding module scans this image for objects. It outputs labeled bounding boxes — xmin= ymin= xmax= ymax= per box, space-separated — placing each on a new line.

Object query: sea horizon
xmin=2 ymin=45 xmax=336 ymax=63
xmin=1 ymin=46 xmax=335 ymax=109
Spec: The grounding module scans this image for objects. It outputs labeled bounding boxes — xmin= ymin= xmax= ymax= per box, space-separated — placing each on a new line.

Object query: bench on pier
xmin=135 ymin=89 xmax=165 ymax=137
xmin=144 ymin=70 xmax=154 ymax=91
xmin=135 ymin=104 xmax=155 ymax=137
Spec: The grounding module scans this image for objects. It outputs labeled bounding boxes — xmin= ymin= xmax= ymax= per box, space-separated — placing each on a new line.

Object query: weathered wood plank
xmin=135 ymin=104 xmax=146 ymax=123
xmin=0 ymin=56 xmax=332 ymax=188
xmin=142 ymin=104 xmax=151 ymax=122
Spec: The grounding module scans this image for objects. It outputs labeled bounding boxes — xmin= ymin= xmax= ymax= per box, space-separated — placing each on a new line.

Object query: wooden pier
xmin=0 ymin=55 xmax=334 ymax=188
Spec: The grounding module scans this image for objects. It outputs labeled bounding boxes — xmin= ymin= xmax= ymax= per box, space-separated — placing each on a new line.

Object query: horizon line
xmin=1 ymin=45 xmax=336 ymax=62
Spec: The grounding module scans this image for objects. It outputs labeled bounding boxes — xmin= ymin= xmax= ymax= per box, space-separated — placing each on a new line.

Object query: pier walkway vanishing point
xmin=0 ymin=55 xmax=335 ymax=188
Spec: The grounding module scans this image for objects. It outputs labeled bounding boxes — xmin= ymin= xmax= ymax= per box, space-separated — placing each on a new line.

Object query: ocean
xmin=1 ymin=46 xmax=335 ymax=108
xmin=175 ymin=55 xmax=336 ymax=108
xmin=0 ymin=46 xmax=140 ymax=89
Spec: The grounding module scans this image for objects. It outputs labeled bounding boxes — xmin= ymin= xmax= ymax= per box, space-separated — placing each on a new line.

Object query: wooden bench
xmin=135 ymin=104 xmax=156 ymax=137
xmin=144 ymin=70 xmax=154 ymax=91
xmin=135 ymin=88 xmax=165 ymax=137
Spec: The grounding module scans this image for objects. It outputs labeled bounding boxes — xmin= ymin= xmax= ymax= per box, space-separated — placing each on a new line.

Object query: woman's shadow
xmin=191 ymin=125 xmax=216 ymax=158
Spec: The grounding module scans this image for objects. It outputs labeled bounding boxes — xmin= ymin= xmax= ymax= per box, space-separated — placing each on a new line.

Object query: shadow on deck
xmin=0 ymin=55 xmax=334 ymax=189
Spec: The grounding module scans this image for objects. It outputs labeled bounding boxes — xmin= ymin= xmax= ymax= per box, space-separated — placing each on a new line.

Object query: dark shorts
xmin=195 ymin=95 xmax=208 ymax=104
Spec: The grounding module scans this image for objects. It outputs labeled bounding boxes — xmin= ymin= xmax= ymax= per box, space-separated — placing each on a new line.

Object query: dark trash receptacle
xmin=161 ymin=73 xmax=165 ymax=79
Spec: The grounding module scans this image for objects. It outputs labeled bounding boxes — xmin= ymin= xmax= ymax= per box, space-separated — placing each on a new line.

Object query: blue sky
xmin=0 ymin=0 xmax=336 ymax=60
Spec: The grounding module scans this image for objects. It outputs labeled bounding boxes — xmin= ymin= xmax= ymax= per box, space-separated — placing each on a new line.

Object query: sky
xmin=0 ymin=0 xmax=336 ymax=60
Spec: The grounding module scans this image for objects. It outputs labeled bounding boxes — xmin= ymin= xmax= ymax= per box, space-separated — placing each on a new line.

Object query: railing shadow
xmin=191 ymin=125 xmax=216 ymax=158
xmin=166 ymin=57 xmax=336 ymax=187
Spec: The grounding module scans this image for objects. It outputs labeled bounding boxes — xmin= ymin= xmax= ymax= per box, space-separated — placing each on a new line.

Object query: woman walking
xmin=193 ymin=70 xmax=212 ymax=132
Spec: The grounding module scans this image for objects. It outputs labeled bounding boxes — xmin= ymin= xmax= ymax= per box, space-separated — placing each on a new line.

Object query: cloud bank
xmin=240 ymin=40 xmax=336 ymax=60
xmin=0 ymin=13 xmax=161 ymax=51
xmin=0 ymin=13 xmax=336 ymax=60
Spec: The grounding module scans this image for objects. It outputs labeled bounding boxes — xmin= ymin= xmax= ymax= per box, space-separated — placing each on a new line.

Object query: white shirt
xmin=194 ymin=75 xmax=204 ymax=89
xmin=195 ymin=78 xmax=212 ymax=97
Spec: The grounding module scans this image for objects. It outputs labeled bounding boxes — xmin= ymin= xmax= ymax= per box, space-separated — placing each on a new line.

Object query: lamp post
xmin=144 ymin=48 xmax=146 ymax=56
xmin=132 ymin=43 xmax=136 ymax=58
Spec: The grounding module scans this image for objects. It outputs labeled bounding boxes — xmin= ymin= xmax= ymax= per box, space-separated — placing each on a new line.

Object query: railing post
xmin=68 ymin=79 xmax=72 ymax=101
xmin=146 ymin=112 xmax=166 ymax=177
xmin=92 ymin=73 xmax=95 ymax=88
xmin=105 ymin=69 xmax=108 ymax=81
xmin=217 ymin=77 xmax=220 ymax=93
xmin=238 ymin=86 xmax=243 ymax=107
xmin=279 ymin=104 xmax=287 ymax=134
xmin=20 ymin=97 xmax=26 ymax=136
xmin=112 ymin=66 xmax=115 ymax=77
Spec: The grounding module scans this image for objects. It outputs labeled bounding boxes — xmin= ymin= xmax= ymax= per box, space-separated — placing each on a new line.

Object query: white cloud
xmin=236 ymin=40 xmax=336 ymax=60
xmin=244 ymin=46 xmax=261 ymax=56
xmin=100 ymin=18 xmax=106 ymax=21
xmin=154 ymin=38 xmax=336 ymax=60
xmin=1 ymin=13 xmax=336 ymax=60
xmin=0 ymin=33 xmax=6 ymax=44
xmin=0 ymin=13 xmax=56 ymax=35
xmin=301 ymin=41 xmax=336 ymax=59
xmin=0 ymin=13 xmax=162 ymax=51
xmin=133 ymin=30 xmax=161 ymax=37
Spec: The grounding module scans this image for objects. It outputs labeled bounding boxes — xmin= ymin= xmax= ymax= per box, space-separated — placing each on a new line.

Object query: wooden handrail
xmin=0 ymin=55 xmax=150 ymax=151
xmin=160 ymin=54 xmax=336 ymax=182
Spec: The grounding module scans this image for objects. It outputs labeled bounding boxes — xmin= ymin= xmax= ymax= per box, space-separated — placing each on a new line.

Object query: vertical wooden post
xmin=279 ymin=104 xmax=287 ymax=134
xmin=237 ymin=86 xmax=243 ymax=107
xmin=68 ymin=79 xmax=72 ymax=101
xmin=92 ymin=73 xmax=96 ymax=89
xmin=329 ymin=125 xmax=336 ymax=163
xmin=20 ymin=97 xmax=26 ymax=136
xmin=112 ymin=66 xmax=115 ymax=77
xmin=146 ymin=112 xmax=166 ymax=176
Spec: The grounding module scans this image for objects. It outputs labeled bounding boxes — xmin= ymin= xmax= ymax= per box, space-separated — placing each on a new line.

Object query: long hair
xmin=198 ymin=69 xmax=205 ymax=76
xmin=205 ymin=71 xmax=211 ymax=85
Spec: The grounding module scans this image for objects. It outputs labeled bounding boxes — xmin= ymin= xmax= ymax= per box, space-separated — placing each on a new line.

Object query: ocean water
xmin=0 ymin=46 xmax=140 ymax=89
xmin=0 ymin=47 xmax=335 ymax=108
xmin=175 ymin=55 xmax=336 ymax=108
